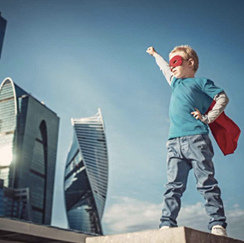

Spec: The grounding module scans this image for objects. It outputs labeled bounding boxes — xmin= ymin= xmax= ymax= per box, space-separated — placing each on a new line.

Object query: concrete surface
xmin=0 ymin=217 xmax=90 ymax=243
xmin=86 ymin=227 xmax=244 ymax=243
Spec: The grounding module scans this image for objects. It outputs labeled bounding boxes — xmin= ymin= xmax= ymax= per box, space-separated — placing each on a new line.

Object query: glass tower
xmin=64 ymin=109 xmax=108 ymax=235
xmin=0 ymin=77 xmax=59 ymax=225
xmin=0 ymin=12 xmax=7 ymax=58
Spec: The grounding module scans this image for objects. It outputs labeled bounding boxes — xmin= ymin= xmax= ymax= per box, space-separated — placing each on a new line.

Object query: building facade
xmin=64 ymin=109 xmax=108 ymax=235
xmin=0 ymin=179 xmax=31 ymax=221
xmin=0 ymin=12 xmax=7 ymax=58
xmin=0 ymin=77 xmax=59 ymax=225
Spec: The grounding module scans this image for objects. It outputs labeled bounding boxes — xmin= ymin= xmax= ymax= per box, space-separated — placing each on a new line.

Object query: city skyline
xmin=0 ymin=0 xmax=244 ymax=240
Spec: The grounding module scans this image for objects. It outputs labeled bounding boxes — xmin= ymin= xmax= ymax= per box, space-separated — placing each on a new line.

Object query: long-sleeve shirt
xmin=154 ymin=53 xmax=229 ymax=125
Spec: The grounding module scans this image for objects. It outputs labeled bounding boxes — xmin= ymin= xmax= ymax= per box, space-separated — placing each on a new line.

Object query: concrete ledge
xmin=0 ymin=217 xmax=90 ymax=243
xmin=86 ymin=227 xmax=244 ymax=243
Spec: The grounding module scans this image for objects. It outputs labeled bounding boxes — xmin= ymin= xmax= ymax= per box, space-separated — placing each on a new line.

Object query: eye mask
xmin=169 ymin=55 xmax=183 ymax=67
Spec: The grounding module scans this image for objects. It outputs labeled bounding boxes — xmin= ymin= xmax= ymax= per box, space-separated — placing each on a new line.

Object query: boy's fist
xmin=146 ymin=46 xmax=156 ymax=56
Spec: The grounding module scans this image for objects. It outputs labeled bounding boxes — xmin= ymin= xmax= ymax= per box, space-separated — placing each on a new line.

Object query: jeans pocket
xmin=192 ymin=134 xmax=214 ymax=158
xmin=166 ymin=139 xmax=178 ymax=162
xmin=201 ymin=134 xmax=214 ymax=155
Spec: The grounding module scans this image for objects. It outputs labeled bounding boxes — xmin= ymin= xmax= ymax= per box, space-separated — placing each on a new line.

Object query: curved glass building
xmin=64 ymin=109 xmax=108 ymax=235
xmin=0 ymin=78 xmax=59 ymax=224
xmin=0 ymin=78 xmax=17 ymax=188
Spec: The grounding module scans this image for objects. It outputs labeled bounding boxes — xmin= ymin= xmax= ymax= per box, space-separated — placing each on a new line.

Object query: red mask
xmin=169 ymin=55 xmax=183 ymax=67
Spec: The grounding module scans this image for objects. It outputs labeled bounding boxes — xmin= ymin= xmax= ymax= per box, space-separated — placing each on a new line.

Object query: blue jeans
xmin=160 ymin=134 xmax=227 ymax=230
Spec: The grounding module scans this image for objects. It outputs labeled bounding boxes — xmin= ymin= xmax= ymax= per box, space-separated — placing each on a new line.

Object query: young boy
xmin=146 ymin=45 xmax=229 ymax=236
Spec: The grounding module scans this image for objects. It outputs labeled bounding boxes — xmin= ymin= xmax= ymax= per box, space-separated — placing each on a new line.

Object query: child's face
xmin=169 ymin=51 xmax=195 ymax=79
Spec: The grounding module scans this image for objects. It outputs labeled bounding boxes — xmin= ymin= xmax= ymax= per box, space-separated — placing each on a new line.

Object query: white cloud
xmin=103 ymin=197 xmax=161 ymax=234
xmin=103 ymin=197 xmax=244 ymax=241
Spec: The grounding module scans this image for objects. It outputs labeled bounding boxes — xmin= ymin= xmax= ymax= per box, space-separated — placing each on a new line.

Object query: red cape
xmin=207 ymin=101 xmax=241 ymax=156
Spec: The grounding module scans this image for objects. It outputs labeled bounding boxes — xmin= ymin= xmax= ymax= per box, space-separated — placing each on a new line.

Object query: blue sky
xmin=1 ymin=0 xmax=244 ymax=240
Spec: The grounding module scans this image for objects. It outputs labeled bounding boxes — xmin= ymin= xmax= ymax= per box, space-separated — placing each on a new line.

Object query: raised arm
xmin=146 ymin=46 xmax=173 ymax=85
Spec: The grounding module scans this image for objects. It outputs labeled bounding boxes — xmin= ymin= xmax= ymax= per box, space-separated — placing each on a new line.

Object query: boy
xmin=146 ymin=45 xmax=229 ymax=236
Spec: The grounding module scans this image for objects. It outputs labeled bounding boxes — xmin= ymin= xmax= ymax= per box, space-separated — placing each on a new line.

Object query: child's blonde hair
xmin=170 ymin=45 xmax=199 ymax=72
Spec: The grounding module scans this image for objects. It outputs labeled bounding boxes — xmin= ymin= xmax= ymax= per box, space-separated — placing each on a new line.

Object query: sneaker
xmin=159 ymin=226 xmax=171 ymax=230
xmin=211 ymin=225 xmax=227 ymax=237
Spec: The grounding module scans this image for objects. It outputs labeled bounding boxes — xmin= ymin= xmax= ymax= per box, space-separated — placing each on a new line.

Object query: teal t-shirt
xmin=168 ymin=77 xmax=224 ymax=139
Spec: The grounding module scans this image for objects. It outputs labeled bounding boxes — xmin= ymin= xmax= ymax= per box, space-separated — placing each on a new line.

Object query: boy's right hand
xmin=146 ymin=46 xmax=157 ymax=56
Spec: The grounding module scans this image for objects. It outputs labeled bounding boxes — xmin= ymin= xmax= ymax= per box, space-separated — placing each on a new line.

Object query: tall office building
xmin=0 ymin=77 xmax=59 ymax=225
xmin=0 ymin=12 xmax=7 ymax=58
xmin=64 ymin=109 xmax=108 ymax=235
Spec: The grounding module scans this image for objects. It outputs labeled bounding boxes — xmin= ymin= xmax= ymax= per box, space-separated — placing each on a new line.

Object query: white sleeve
xmin=154 ymin=53 xmax=173 ymax=85
xmin=200 ymin=92 xmax=229 ymax=124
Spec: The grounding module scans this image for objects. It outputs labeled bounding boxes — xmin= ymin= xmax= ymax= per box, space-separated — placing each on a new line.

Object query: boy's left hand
xmin=146 ymin=46 xmax=157 ymax=56
xmin=191 ymin=108 xmax=202 ymax=120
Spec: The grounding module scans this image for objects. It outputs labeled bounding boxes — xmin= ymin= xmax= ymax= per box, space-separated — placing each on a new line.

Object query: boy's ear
xmin=188 ymin=58 xmax=195 ymax=69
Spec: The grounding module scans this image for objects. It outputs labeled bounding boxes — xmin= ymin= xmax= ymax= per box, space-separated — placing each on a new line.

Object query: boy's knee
xmin=165 ymin=181 xmax=187 ymax=196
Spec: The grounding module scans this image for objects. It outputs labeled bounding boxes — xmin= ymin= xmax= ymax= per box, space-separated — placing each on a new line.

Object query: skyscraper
xmin=0 ymin=77 xmax=59 ymax=225
xmin=64 ymin=109 xmax=108 ymax=235
xmin=0 ymin=12 xmax=7 ymax=58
